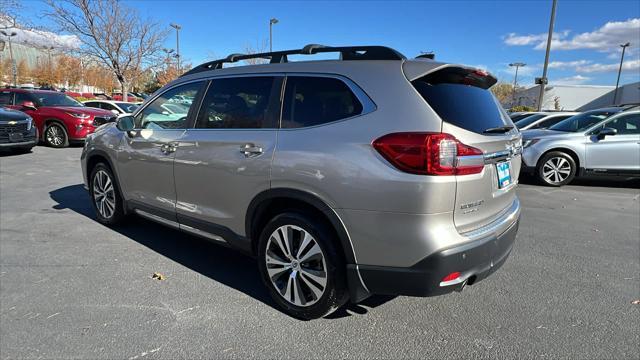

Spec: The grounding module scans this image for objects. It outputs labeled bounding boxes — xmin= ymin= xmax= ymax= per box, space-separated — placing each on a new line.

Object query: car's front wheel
xmin=44 ymin=123 xmax=69 ymax=148
xmin=537 ymin=151 xmax=577 ymax=186
xmin=89 ymin=163 xmax=125 ymax=225
xmin=257 ymin=212 xmax=348 ymax=319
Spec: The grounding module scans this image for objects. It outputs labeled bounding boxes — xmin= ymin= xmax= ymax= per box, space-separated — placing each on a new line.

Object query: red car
xmin=0 ymin=89 xmax=117 ymax=148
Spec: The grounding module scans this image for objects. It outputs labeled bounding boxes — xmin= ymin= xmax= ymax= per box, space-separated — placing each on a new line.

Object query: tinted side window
xmin=0 ymin=91 xmax=12 ymax=105
xmin=196 ymin=76 xmax=279 ymax=129
xmin=136 ymin=81 xmax=204 ymax=129
xmin=84 ymin=102 xmax=99 ymax=108
xmin=604 ymin=114 xmax=640 ymax=135
xmin=282 ymin=76 xmax=363 ymax=128
xmin=14 ymin=92 xmax=32 ymax=104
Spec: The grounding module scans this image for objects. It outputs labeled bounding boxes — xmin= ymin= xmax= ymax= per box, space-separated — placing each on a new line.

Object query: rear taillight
xmin=372 ymin=132 xmax=484 ymax=176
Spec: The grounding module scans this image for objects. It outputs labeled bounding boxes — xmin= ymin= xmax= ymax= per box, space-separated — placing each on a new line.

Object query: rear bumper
xmin=351 ymin=199 xmax=520 ymax=298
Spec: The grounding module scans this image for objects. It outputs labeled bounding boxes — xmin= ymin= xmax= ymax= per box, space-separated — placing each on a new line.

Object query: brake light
xmin=372 ymin=132 xmax=484 ymax=176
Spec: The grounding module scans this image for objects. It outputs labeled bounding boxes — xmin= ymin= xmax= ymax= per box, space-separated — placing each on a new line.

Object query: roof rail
xmin=181 ymin=44 xmax=406 ymax=77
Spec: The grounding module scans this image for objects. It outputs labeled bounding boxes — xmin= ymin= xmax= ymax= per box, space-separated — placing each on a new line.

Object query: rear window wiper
xmin=483 ymin=125 xmax=514 ymax=134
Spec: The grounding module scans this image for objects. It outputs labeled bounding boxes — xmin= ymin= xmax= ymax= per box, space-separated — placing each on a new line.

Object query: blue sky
xmin=22 ymin=0 xmax=640 ymax=87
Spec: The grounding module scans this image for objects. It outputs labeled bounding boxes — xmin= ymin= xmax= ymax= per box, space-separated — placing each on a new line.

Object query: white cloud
xmin=576 ymin=59 xmax=640 ymax=73
xmin=0 ymin=19 xmax=80 ymax=50
xmin=552 ymin=75 xmax=591 ymax=85
xmin=547 ymin=60 xmax=592 ymax=69
xmin=505 ymin=18 xmax=639 ymax=52
xmin=504 ymin=30 xmax=570 ymax=46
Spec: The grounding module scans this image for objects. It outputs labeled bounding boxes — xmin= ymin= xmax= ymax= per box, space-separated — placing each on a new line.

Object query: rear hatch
xmin=408 ymin=65 xmax=522 ymax=233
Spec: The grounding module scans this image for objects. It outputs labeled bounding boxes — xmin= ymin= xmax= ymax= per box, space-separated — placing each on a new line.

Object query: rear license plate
xmin=8 ymin=133 xmax=24 ymax=142
xmin=496 ymin=161 xmax=511 ymax=188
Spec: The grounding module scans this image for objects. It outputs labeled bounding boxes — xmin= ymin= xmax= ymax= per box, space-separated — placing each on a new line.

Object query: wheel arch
xmin=538 ymin=147 xmax=582 ymax=170
xmin=246 ymin=188 xmax=356 ymax=264
xmin=85 ymin=149 xmax=128 ymax=213
xmin=43 ymin=118 xmax=67 ymax=140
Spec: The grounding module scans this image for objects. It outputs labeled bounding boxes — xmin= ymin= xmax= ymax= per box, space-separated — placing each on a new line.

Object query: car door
xmin=116 ymin=81 xmax=207 ymax=219
xmin=585 ymin=113 xmax=640 ymax=172
xmin=173 ymin=75 xmax=282 ymax=240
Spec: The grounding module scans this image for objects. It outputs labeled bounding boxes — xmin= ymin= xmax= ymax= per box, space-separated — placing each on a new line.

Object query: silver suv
xmin=81 ymin=45 xmax=522 ymax=319
xmin=522 ymin=107 xmax=640 ymax=186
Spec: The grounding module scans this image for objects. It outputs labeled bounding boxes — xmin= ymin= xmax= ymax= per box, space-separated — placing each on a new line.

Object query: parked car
xmin=0 ymin=107 xmax=37 ymax=153
xmin=83 ymin=100 xmax=140 ymax=115
xmin=521 ymin=106 xmax=639 ymax=186
xmin=93 ymin=93 xmax=112 ymax=100
xmin=81 ymin=44 xmax=522 ymax=319
xmin=510 ymin=111 xmax=542 ymax=122
xmin=111 ymin=92 xmax=143 ymax=102
xmin=0 ymin=89 xmax=117 ymax=148
xmin=514 ymin=111 xmax=578 ymax=130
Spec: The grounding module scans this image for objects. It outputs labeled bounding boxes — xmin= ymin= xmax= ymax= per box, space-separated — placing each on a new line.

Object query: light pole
xmin=509 ymin=62 xmax=526 ymax=106
xmin=613 ymin=42 xmax=630 ymax=105
xmin=536 ymin=0 xmax=557 ymax=111
xmin=170 ymin=23 xmax=181 ymax=72
xmin=1 ymin=30 xmax=17 ymax=86
xmin=269 ymin=18 xmax=279 ymax=52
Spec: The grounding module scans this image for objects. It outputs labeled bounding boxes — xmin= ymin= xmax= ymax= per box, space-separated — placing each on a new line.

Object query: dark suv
xmin=0 ymin=89 xmax=116 ymax=148
xmin=0 ymin=107 xmax=37 ymax=153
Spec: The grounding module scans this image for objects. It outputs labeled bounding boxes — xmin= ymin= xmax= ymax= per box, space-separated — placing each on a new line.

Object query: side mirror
xmin=20 ymin=101 xmax=37 ymax=111
xmin=116 ymin=115 xmax=135 ymax=131
xmin=596 ymin=127 xmax=617 ymax=140
xmin=111 ymin=109 xmax=120 ymax=115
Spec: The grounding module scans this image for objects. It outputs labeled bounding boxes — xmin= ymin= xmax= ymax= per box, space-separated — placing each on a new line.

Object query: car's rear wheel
xmin=89 ymin=163 xmax=125 ymax=225
xmin=537 ymin=151 xmax=576 ymax=186
xmin=257 ymin=212 xmax=348 ymax=320
xmin=44 ymin=123 xmax=69 ymax=148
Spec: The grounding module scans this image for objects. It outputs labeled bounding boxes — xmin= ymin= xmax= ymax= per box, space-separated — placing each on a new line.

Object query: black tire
xmin=89 ymin=163 xmax=126 ymax=225
xmin=536 ymin=151 xmax=577 ymax=186
xmin=257 ymin=212 xmax=348 ymax=320
xmin=44 ymin=122 xmax=69 ymax=148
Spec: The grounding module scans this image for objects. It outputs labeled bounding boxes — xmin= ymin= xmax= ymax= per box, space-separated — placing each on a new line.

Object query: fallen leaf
xmin=632 ymin=299 xmax=640 ymax=305
xmin=152 ymin=272 xmax=165 ymax=281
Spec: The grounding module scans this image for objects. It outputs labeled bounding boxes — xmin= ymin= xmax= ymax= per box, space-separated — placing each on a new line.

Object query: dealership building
xmin=508 ymin=82 xmax=640 ymax=111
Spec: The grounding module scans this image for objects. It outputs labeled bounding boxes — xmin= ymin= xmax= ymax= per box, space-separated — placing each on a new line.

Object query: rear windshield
xmin=514 ymin=114 xmax=547 ymax=129
xmin=413 ymin=81 xmax=512 ymax=134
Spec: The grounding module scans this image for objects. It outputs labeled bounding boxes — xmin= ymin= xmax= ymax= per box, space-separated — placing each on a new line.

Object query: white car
xmin=514 ymin=112 xmax=578 ymax=130
xmin=83 ymin=100 xmax=140 ymax=116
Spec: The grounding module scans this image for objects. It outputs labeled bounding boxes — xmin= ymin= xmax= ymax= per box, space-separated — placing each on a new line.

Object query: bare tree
xmin=243 ymin=39 xmax=269 ymax=65
xmin=44 ymin=0 xmax=166 ymax=101
xmin=0 ymin=0 xmax=20 ymax=29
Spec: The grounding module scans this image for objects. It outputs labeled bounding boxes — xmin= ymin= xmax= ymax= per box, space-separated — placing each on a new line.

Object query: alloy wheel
xmin=92 ymin=170 xmax=116 ymax=219
xmin=46 ymin=125 xmax=64 ymax=146
xmin=264 ymin=225 xmax=328 ymax=307
xmin=542 ymin=156 xmax=572 ymax=184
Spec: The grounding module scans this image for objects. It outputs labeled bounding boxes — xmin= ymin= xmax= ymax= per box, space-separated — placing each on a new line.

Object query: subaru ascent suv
xmin=81 ymin=45 xmax=522 ymax=319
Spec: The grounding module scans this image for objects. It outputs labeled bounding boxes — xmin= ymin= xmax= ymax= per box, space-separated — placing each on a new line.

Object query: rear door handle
xmin=240 ymin=143 xmax=263 ymax=157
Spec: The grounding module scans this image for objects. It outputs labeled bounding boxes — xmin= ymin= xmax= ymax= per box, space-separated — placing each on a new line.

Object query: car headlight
xmin=65 ymin=112 xmax=91 ymax=119
xmin=25 ymin=117 xmax=33 ymax=131
xmin=523 ymin=139 xmax=540 ymax=148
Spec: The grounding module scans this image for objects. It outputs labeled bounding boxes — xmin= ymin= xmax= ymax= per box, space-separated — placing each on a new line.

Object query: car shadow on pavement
xmin=49 ymin=184 xmax=395 ymax=319
xmin=519 ymin=174 xmax=640 ymax=189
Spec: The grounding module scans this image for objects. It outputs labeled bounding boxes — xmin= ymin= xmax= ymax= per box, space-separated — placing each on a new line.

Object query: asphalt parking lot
xmin=1 ymin=146 xmax=639 ymax=359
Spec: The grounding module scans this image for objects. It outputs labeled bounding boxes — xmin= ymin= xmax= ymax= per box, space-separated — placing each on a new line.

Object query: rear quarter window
xmin=0 ymin=91 xmax=13 ymax=105
xmin=282 ymin=76 xmax=363 ymax=128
